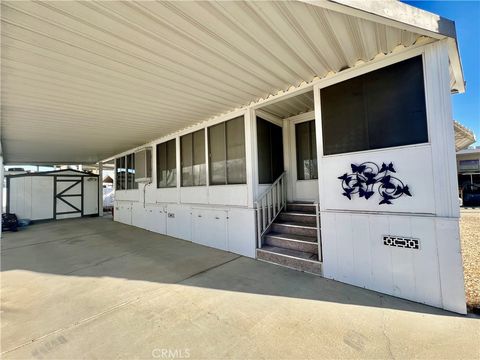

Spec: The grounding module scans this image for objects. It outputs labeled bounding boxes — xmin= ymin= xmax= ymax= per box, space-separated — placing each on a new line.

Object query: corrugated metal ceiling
xmin=1 ymin=1 xmax=428 ymax=163
xmin=261 ymin=91 xmax=314 ymax=119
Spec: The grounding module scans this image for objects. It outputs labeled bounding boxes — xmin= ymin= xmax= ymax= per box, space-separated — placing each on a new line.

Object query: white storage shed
xmin=6 ymin=169 xmax=99 ymax=221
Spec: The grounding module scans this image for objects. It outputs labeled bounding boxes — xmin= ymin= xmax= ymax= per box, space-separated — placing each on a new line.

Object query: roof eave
xmin=300 ymin=0 xmax=465 ymax=93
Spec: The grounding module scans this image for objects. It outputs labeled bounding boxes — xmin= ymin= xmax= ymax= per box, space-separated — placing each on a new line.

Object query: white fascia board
xmin=300 ymin=0 xmax=465 ymax=93
xmin=301 ymin=0 xmax=456 ymax=39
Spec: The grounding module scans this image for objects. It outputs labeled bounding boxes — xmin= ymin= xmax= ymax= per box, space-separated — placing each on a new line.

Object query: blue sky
xmin=405 ymin=1 xmax=480 ymax=146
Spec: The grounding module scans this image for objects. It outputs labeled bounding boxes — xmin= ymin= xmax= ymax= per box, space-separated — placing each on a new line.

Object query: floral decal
xmin=338 ymin=162 xmax=411 ymax=205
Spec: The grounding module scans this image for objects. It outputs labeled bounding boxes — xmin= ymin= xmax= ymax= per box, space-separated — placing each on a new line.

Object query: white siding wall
xmin=114 ymin=200 xmax=256 ymax=258
xmin=9 ymin=176 xmax=54 ymax=220
xmin=315 ymin=41 xmax=466 ymax=313
xmin=114 ymin=109 xmax=257 ymax=258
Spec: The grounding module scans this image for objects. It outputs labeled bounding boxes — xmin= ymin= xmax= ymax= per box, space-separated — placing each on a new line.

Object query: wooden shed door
xmin=55 ymin=176 xmax=83 ymax=219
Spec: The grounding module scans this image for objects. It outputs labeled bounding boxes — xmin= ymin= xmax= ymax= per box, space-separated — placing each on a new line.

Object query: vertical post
xmin=272 ymin=186 xmax=277 ymax=215
xmin=256 ymin=203 xmax=262 ymax=248
xmin=98 ymin=162 xmax=104 ymax=217
xmin=176 ymin=136 xmax=181 ymax=204
xmin=262 ymin=197 xmax=267 ymax=232
xmin=313 ymin=84 xmax=324 ymax=209
xmin=315 ymin=202 xmax=322 ymax=261
xmin=0 ymin=152 xmax=3 ymax=238
xmin=245 ymin=107 xmax=257 ymax=208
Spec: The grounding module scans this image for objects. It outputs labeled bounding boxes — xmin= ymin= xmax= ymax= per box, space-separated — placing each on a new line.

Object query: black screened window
xmin=116 ymin=153 xmax=137 ymax=190
xmin=296 ymin=120 xmax=318 ymax=180
xmin=208 ymin=116 xmax=246 ymax=185
xmin=257 ymin=117 xmax=284 ymax=184
xmin=157 ymin=139 xmax=177 ymax=188
xmin=321 ymin=56 xmax=428 ymax=155
xmin=115 ymin=157 xmax=126 ymax=190
xmin=126 ymin=153 xmax=138 ymax=190
xmin=181 ymin=129 xmax=206 ymax=187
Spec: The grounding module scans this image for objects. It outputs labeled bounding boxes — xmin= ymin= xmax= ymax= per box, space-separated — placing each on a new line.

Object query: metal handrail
xmin=255 ymin=172 xmax=287 ymax=248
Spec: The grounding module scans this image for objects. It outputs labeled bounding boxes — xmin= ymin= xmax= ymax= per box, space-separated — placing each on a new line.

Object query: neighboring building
xmin=0 ymin=1 xmax=469 ymax=313
xmin=454 ymin=122 xmax=478 ymax=204
xmin=457 ymin=147 xmax=480 ymax=188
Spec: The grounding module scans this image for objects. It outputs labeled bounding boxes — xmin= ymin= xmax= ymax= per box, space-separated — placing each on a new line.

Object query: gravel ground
xmin=460 ymin=209 xmax=480 ymax=312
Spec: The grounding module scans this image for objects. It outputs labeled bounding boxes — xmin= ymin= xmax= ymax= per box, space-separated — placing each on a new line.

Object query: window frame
xmin=317 ymin=53 xmax=430 ymax=158
xmin=257 ymin=117 xmax=284 ymax=184
xmin=180 ymin=129 xmax=206 ymax=187
xmin=208 ymin=116 xmax=246 ymax=186
xmin=115 ymin=153 xmax=138 ymax=190
xmin=294 ymin=119 xmax=318 ymax=181
xmin=156 ymin=138 xmax=177 ymax=188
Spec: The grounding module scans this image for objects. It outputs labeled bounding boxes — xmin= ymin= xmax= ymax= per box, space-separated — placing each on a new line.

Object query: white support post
xmin=176 ymin=136 xmax=181 ymax=203
xmin=245 ymin=107 xmax=257 ymax=208
xmin=98 ymin=162 xmax=104 ymax=217
xmin=313 ymin=84 xmax=325 ymax=211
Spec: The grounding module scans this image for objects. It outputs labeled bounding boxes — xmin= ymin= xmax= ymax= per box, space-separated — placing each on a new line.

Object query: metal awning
xmin=0 ymin=0 xmax=464 ymax=164
xmin=454 ymin=121 xmax=476 ymax=151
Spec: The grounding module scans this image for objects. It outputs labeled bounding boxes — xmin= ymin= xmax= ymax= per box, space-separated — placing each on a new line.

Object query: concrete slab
xmin=1 ymin=217 xmax=479 ymax=359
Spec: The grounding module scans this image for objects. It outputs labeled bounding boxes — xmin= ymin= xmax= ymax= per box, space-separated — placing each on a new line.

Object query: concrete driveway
xmin=1 ymin=217 xmax=479 ymax=359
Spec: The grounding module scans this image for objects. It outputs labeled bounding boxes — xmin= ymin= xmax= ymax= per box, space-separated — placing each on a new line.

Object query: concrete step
xmin=264 ymin=232 xmax=318 ymax=254
xmin=271 ymin=221 xmax=317 ymax=237
xmin=256 ymin=246 xmax=322 ymax=275
xmin=286 ymin=202 xmax=316 ymax=214
xmin=278 ymin=211 xmax=317 ymax=226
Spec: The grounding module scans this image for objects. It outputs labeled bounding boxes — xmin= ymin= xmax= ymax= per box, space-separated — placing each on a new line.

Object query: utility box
xmin=135 ymin=147 xmax=152 ymax=183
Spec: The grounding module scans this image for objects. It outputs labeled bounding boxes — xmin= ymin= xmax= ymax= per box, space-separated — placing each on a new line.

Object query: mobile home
xmin=0 ymin=1 xmax=467 ymax=313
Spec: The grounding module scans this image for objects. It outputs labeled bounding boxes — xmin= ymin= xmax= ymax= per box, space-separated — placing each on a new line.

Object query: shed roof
xmin=0 ymin=0 xmax=464 ymax=164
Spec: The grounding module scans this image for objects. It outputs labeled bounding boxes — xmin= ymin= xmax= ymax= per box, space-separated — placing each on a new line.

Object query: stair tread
xmin=265 ymin=231 xmax=317 ymax=243
xmin=281 ymin=211 xmax=316 ymax=217
xmin=288 ymin=201 xmax=315 ymax=205
xmin=258 ymin=245 xmax=319 ymax=261
xmin=273 ymin=220 xmax=317 ymax=228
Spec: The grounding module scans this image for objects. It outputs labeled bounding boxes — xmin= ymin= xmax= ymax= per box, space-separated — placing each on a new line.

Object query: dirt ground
xmin=460 ymin=209 xmax=480 ymax=311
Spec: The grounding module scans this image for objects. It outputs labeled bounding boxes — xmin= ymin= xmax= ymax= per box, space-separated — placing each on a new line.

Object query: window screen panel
xmin=116 ymin=157 xmax=126 ymax=190
xmin=132 ymin=154 xmax=138 ymax=189
xmin=181 ymin=134 xmax=193 ymax=187
xmin=364 ymin=56 xmax=428 ymax=149
xmin=156 ymin=143 xmax=167 ymax=188
xmin=309 ymin=121 xmax=318 ymax=180
xmin=321 ymin=56 xmax=427 ymax=155
xmin=192 ymin=129 xmax=206 ymax=186
xmin=257 ymin=118 xmax=284 ymax=184
xmin=126 ymin=153 xmax=136 ymax=190
xmin=296 ymin=122 xmax=311 ymax=180
xmin=209 ymin=122 xmax=226 ymax=185
xmin=257 ymin=118 xmax=273 ymax=184
xmin=226 ymin=116 xmax=246 ymax=184
xmin=321 ymin=76 xmax=367 ymax=155
xmin=271 ymin=124 xmax=284 ymax=181
xmin=166 ymin=139 xmax=177 ymax=187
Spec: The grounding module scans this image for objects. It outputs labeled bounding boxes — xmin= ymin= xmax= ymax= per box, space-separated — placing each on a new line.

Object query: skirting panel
xmin=321 ymin=211 xmax=466 ymax=313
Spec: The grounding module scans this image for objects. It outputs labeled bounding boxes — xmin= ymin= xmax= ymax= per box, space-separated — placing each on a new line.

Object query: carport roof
xmin=0 ymin=0 xmax=464 ymax=164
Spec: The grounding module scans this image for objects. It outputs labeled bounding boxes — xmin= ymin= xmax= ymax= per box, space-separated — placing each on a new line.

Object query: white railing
xmin=314 ymin=201 xmax=322 ymax=261
xmin=255 ymin=172 xmax=287 ymax=248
